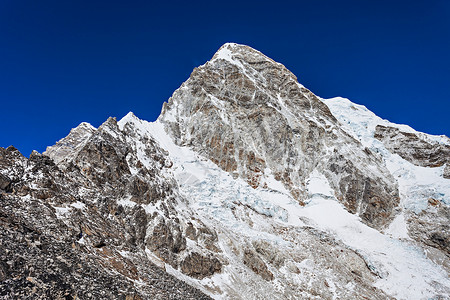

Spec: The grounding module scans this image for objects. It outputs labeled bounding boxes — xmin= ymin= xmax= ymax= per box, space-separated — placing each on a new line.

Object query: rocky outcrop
xmin=243 ymin=248 xmax=273 ymax=281
xmin=44 ymin=121 xmax=96 ymax=165
xmin=407 ymin=202 xmax=450 ymax=255
xmin=374 ymin=125 xmax=450 ymax=171
xmin=160 ymin=43 xmax=399 ymax=228
xmin=146 ymin=217 xmax=186 ymax=266
xmin=0 ymin=146 xmax=28 ymax=186
xmin=71 ymin=117 xmax=132 ymax=186
xmin=180 ymin=252 xmax=222 ymax=279
xmin=0 ymin=173 xmax=10 ymax=190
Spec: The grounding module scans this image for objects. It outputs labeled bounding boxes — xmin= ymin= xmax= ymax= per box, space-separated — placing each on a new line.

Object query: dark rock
xmin=180 ymin=252 xmax=222 ymax=279
xmin=185 ymin=222 xmax=197 ymax=240
xmin=374 ymin=125 xmax=450 ymax=169
xmin=0 ymin=260 xmax=10 ymax=281
xmin=146 ymin=218 xmax=186 ymax=266
xmin=0 ymin=122 xmax=213 ymax=299
xmin=243 ymin=248 xmax=273 ymax=281
xmin=407 ymin=205 xmax=450 ymax=255
xmin=0 ymin=173 xmax=10 ymax=190
xmin=94 ymin=241 xmax=107 ymax=248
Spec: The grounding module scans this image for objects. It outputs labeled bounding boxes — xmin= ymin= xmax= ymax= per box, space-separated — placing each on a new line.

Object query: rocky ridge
xmin=0 ymin=125 xmax=214 ymax=299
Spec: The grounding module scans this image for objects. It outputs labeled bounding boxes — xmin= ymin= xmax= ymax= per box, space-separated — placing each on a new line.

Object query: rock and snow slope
xmin=323 ymin=97 xmax=450 ymax=254
xmin=121 ymin=111 xmax=449 ymax=299
xmin=0 ymin=43 xmax=449 ymax=299
xmin=160 ymin=43 xmax=400 ymax=230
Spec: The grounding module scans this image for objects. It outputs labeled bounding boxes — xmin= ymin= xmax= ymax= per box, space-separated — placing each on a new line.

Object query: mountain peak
xmin=44 ymin=121 xmax=96 ymax=165
xmin=160 ymin=43 xmax=401 ymax=229
xmin=77 ymin=122 xmax=96 ymax=131
xmin=119 ymin=111 xmax=139 ymax=124
xmin=214 ymin=42 xmax=251 ymax=54
xmin=211 ymin=42 xmax=276 ymax=68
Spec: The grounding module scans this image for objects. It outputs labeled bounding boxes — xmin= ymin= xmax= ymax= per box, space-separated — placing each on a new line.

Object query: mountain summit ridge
xmin=160 ymin=42 xmax=400 ymax=229
xmin=1 ymin=43 xmax=449 ymax=299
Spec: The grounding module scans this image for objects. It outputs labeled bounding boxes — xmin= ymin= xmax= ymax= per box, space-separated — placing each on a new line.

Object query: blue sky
xmin=1 ymin=0 xmax=449 ymax=156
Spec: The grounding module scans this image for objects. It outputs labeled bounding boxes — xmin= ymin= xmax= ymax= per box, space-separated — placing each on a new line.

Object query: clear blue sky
xmin=1 ymin=0 xmax=449 ymax=156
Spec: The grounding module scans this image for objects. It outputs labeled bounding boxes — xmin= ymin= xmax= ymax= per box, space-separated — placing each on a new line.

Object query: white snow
xmin=318 ymin=96 xmax=450 ymax=298
xmin=211 ymin=43 xmax=248 ymax=73
xmin=117 ymin=196 xmax=137 ymax=208
xmin=71 ymin=201 xmax=86 ymax=210
xmin=214 ymin=45 xmax=234 ymax=64
xmin=306 ymin=169 xmax=334 ymax=198
xmin=386 ymin=213 xmax=410 ymax=240
xmin=78 ymin=122 xmax=96 ymax=131
xmin=54 ymin=206 xmax=70 ymax=218
xmin=263 ymin=167 xmax=290 ymax=194
xmin=291 ymin=197 xmax=449 ymax=299
xmin=78 ymin=236 xmax=86 ymax=245
xmin=322 ymin=96 xmax=450 ymax=147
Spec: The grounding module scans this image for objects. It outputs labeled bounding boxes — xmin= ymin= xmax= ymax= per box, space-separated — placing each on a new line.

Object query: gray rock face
xmin=0 ymin=196 xmax=209 ymax=299
xmin=72 ymin=117 xmax=132 ymax=186
xmin=0 ymin=173 xmax=10 ymax=190
xmin=180 ymin=252 xmax=222 ymax=279
xmin=374 ymin=125 xmax=450 ymax=173
xmin=160 ymin=43 xmax=399 ymax=228
xmin=445 ymin=164 xmax=450 ymax=179
xmin=407 ymin=204 xmax=450 ymax=254
xmin=44 ymin=121 xmax=96 ymax=165
xmin=243 ymin=248 xmax=274 ymax=281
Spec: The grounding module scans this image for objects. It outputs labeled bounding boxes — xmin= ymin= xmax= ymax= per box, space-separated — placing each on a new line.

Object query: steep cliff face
xmin=159 ymin=43 xmax=399 ymax=229
xmin=45 ymin=122 xmax=96 ymax=165
xmin=374 ymin=124 xmax=450 ymax=176
xmin=1 ymin=43 xmax=449 ymax=300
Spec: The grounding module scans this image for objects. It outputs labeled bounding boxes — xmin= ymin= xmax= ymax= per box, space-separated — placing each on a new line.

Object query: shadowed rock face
xmin=243 ymin=248 xmax=274 ymax=281
xmin=180 ymin=252 xmax=222 ymax=279
xmin=374 ymin=125 xmax=450 ymax=177
xmin=160 ymin=43 xmax=399 ymax=228
xmin=0 ymin=173 xmax=10 ymax=191
xmin=407 ymin=204 xmax=450 ymax=254
xmin=0 ymin=196 xmax=210 ymax=300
